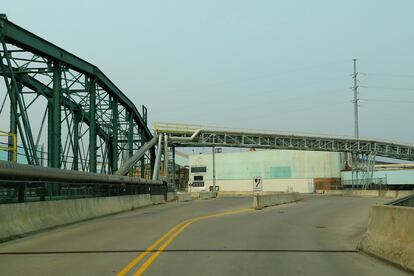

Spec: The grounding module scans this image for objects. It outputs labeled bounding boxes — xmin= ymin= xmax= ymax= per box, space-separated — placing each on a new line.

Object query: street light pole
xmin=212 ymin=146 xmax=216 ymax=192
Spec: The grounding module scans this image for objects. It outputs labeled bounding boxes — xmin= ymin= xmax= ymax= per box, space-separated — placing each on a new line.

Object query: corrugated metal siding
xmin=189 ymin=149 xmax=341 ymax=181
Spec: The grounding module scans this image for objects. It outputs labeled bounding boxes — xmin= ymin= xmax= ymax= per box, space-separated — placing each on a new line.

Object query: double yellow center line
xmin=117 ymin=208 xmax=252 ymax=276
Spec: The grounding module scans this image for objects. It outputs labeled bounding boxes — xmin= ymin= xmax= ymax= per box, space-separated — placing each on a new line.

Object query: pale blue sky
xmin=2 ymin=1 xmax=414 ymax=143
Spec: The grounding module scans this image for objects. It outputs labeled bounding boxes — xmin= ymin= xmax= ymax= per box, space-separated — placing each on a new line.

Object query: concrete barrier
xmin=315 ymin=190 xmax=344 ymax=196
xmin=151 ymin=194 xmax=166 ymax=204
xmin=177 ymin=192 xmax=193 ymax=202
xmin=166 ymin=192 xmax=177 ymax=202
xmin=199 ymin=191 xmax=218 ymax=200
xmin=0 ymin=194 xmax=153 ymax=242
xmin=316 ymin=189 xmax=414 ymax=198
xmin=358 ymin=205 xmax=414 ymax=272
xmin=252 ymin=192 xmax=302 ymax=210
xmin=217 ymin=191 xmax=289 ymax=197
xmin=218 ymin=191 xmax=253 ymax=197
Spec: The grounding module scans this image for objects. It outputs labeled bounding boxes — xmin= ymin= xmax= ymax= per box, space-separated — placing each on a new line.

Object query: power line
xmin=360 ymin=86 xmax=414 ymax=92
xmin=360 ymin=72 xmax=414 ymax=78
xmin=361 ymin=98 xmax=414 ymax=104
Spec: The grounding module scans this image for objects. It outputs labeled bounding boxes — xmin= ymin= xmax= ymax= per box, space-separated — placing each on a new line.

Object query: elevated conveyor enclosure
xmin=154 ymin=122 xmax=414 ymax=161
xmin=0 ymin=15 xmax=154 ymax=175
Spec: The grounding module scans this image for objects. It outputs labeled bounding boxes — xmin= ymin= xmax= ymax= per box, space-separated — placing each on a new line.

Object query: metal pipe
xmin=115 ymin=135 xmax=158 ymax=176
xmin=163 ymin=134 xmax=169 ymax=180
xmin=152 ymin=133 xmax=163 ymax=181
xmin=0 ymin=160 xmax=162 ymax=185
xmin=168 ymin=129 xmax=202 ymax=142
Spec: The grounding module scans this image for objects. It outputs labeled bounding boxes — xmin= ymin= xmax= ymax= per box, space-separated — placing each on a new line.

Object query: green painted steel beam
xmin=73 ymin=113 xmax=80 ymax=170
xmin=0 ymin=17 xmax=152 ymax=140
xmin=47 ymin=61 xmax=61 ymax=168
xmin=1 ymin=67 xmax=111 ymax=143
xmin=128 ymin=111 xmax=134 ymax=176
xmin=88 ymin=77 xmax=97 ymax=173
xmin=111 ymin=97 xmax=119 ymax=172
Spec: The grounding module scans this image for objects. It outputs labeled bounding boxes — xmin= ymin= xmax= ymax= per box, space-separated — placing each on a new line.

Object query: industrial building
xmin=188 ymin=149 xmax=343 ymax=193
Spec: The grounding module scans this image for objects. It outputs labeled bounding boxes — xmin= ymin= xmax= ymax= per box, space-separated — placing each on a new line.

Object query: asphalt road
xmin=0 ymin=195 xmax=409 ymax=276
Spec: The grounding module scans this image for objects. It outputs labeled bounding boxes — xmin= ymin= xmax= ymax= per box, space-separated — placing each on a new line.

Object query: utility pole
xmin=352 ymin=58 xmax=359 ymax=139
xmin=212 ymin=146 xmax=216 ymax=192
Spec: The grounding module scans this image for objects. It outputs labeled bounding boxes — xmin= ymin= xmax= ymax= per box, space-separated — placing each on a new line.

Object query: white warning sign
xmin=253 ymin=176 xmax=263 ymax=192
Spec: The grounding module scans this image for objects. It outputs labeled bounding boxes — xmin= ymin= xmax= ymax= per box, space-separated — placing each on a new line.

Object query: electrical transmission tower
xmin=350 ymin=59 xmax=375 ymax=189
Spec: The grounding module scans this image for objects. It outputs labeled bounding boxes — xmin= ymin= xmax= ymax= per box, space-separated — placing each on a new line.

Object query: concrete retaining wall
xmin=316 ymin=189 xmax=414 ymax=198
xmin=252 ymin=192 xmax=302 ymax=210
xmin=0 ymin=194 xmax=153 ymax=242
xmin=177 ymin=193 xmax=193 ymax=202
xmin=358 ymin=205 xmax=414 ymax=272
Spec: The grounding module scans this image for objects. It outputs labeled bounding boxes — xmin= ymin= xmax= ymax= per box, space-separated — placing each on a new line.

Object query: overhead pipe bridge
xmin=154 ymin=122 xmax=414 ymax=161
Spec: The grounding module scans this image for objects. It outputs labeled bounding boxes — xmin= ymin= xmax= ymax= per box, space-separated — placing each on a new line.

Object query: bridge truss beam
xmin=0 ymin=16 xmax=154 ymax=176
xmin=167 ymin=131 xmax=414 ymax=161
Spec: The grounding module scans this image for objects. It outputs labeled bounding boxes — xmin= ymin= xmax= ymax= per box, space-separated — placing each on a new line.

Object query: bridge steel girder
xmin=0 ymin=16 xmax=153 ymax=174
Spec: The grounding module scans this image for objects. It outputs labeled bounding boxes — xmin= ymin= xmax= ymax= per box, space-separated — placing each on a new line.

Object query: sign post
xmin=253 ymin=176 xmax=263 ymax=193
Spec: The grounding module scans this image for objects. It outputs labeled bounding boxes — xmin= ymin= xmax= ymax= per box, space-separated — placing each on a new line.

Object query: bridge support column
xmin=73 ymin=112 xmax=80 ymax=170
xmin=88 ymin=77 xmax=97 ymax=173
xmin=111 ymin=97 xmax=119 ymax=173
xmin=140 ymin=129 xmax=146 ymax=178
xmin=48 ymin=61 xmax=61 ymax=168
xmin=127 ymin=111 xmax=133 ymax=176
xmin=140 ymin=105 xmax=147 ymax=178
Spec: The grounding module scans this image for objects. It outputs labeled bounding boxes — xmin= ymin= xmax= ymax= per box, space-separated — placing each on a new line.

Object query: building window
xmin=192 ymin=181 xmax=205 ymax=187
xmin=194 ymin=175 xmax=203 ymax=181
xmin=191 ymin=166 xmax=207 ymax=173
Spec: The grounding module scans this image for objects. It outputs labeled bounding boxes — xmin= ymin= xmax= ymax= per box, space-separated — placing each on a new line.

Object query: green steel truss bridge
xmin=0 ymin=15 xmax=154 ymax=175
xmin=1 ymin=15 xmax=414 ymax=188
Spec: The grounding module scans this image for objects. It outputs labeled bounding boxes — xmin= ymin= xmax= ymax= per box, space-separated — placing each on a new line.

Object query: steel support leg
xmin=48 ymin=61 xmax=61 ymax=168
xmin=140 ymin=129 xmax=145 ymax=178
xmin=127 ymin=111 xmax=133 ymax=176
xmin=73 ymin=112 xmax=80 ymax=170
xmin=88 ymin=77 xmax=97 ymax=173
xmin=111 ymin=97 xmax=119 ymax=173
